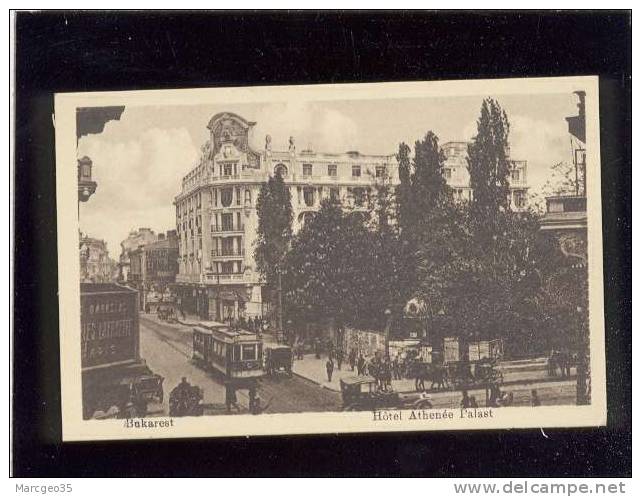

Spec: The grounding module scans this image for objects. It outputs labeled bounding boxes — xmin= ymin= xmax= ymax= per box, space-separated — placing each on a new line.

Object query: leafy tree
xmin=467 ymin=98 xmax=512 ymax=224
xmin=255 ymin=172 xmax=293 ymax=293
xmin=395 ymin=142 xmax=413 ymax=234
xmin=412 ymin=131 xmax=449 ymax=213
xmin=283 ymin=199 xmax=373 ymax=329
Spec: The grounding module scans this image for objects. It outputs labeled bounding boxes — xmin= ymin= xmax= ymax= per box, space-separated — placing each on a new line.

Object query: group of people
xmin=225 ymin=383 xmax=269 ymax=415
xmin=547 ymin=349 xmax=576 ymax=378
xmin=225 ymin=315 xmax=268 ymax=335
xmin=459 ymin=385 xmax=541 ymax=408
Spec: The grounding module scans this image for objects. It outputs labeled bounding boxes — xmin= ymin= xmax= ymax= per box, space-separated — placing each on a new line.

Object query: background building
xmin=441 ymin=141 xmax=529 ymax=210
xmin=128 ymin=230 xmax=179 ymax=310
xmin=118 ymin=228 xmax=157 ymax=282
xmin=79 ymin=232 xmax=118 ymax=283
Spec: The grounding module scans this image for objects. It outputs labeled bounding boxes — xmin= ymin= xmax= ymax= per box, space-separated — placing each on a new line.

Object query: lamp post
xmin=575 ymin=305 xmax=590 ymax=405
xmin=384 ymin=308 xmax=392 ymax=359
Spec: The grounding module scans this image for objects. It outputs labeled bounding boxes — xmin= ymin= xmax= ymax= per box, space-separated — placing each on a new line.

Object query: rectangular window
xmin=236 ymin=187 xmax=241 ymax=205
xmin=303 ymin=164 xmax=313 ymax=177
xmin=223 ymin=163 xmax=233 ymax=176
xmin=511 ymin=169 xmax=521 ymax=182
xmin=443 ymin=168 xmax=452 ymax=180
xmin=303 ymin=187 xmax=315 ymax=207
xmin=328 ymin=164 xmax=337 ymax=177
xmin=375 ymin=166 xmax=386 ymax=178
xmin=221 ymin=213 xmax=233 ymax=231
xmin=352 ymin=165 xmax=361 ymax=177
xmin=330 ymin=187 xmax=340 ymax=201
xmin=514 ymin=191 xmax=527 ymax=208
xmin=221 ymin=237 xmax=234 ymax=256
xmin=221 ymin=262 xmax=234 ymax=274
xmin=242 ymin=344 xmax=256 ymax=361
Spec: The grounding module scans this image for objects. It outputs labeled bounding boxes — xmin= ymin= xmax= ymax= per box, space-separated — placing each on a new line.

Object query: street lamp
xmin=384 ymin=308 xmax=392 ymax=359
xmin=576 ymin=305 xmax=590 ymax=405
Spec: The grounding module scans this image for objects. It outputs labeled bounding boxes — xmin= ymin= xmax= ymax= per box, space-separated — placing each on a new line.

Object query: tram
xmin=192 ymin=324 xmax=264 ymax=380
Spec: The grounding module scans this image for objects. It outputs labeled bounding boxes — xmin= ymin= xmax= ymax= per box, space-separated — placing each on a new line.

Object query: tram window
xmin=242 ymin=344 xmax=256 ymax=361
xmin=233 ymin=345 xmax=241 ymax=361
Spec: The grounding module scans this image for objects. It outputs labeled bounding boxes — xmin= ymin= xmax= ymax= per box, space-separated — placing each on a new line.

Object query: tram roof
xmin=193 ymin=324 xmax=259 ymax=341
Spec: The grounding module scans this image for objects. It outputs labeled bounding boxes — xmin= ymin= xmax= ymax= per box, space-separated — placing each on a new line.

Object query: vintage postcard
xmin=55 ymin=76 xmax=606 ymax=441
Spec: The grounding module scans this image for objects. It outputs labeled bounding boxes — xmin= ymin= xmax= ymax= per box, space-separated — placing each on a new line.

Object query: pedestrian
xmin=460 ymin=390 xmax=472 ymax=408
xmin=357 ymin=354 xmax=365 ymax=376
xmin=348 ymin=349 xmax=356 ymax=371
xmin=531 ymin=389 xmax=541 ymax=407
xmin=469 ymin=395 xmax=479 ymax=408
xmin=547 ymin=349 xmax=557 ymax=377
xmin=326 ymin=358 xmax=334 ymax=383
xmin=383 ymin=359 xmax=392 ymax=391
xmin=314 ymin=338 xmax=321 ymax=359
xmin=392 ymin=356 xmax=400 ymax=380
xmin=336 ymin=349 xmax=343 ymax=370
xmin=225 ymin=383 xmax=240 ymax=413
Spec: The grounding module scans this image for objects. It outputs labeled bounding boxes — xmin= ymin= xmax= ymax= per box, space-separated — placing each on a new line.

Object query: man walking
xmin=326 ymin=358 xmax=335 ymax=383
xmin=349 ymin=348 xmax=356 ymax=372
xmin=336 ymin=349 xmax=343 ymax=370
xmin=357 ymin=354 xmax=366 ymax=376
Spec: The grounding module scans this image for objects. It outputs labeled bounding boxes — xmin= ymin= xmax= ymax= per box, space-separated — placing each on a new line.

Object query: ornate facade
xmin=173 ymin=113 xmax=531 ymax=322
xmin=173 ymin=112 xmax=398 ymax=321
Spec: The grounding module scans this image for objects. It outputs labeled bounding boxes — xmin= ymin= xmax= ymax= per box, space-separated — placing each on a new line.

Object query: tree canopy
xmin=255 ymin=173 xmax=293 ymax=290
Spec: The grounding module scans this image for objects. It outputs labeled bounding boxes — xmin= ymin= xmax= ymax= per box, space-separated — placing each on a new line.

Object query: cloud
xmin=455 ymin=113 xmax=572 ymax=198
xmin=78 ymin=117 xmax=199 ymax=257
xmin=250 ymin=101 xmax=359 ymax=154
xmin=509 ymin=114 xmax=572 ymax=195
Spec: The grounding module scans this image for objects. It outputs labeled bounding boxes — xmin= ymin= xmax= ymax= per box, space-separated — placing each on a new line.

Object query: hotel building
xmin=173 ymin=112 xmax=528 ymax=322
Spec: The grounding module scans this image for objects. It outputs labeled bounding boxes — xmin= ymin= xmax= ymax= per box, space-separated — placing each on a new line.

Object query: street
xmin=139 ymin=314 xmax=342 ymax=415
xmin=139 ymin=314 xmax=578 ymax=417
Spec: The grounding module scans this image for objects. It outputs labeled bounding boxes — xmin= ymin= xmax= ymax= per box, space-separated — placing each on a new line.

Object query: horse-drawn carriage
xmin=264 ymin=345 xmax=293 ymax=377
xmin=407 ymin=357 xmax=504 ymax=392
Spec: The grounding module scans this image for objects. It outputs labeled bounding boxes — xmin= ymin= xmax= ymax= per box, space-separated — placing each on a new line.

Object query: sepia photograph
xmin=53 ymin=77 xmax=606 ymax=441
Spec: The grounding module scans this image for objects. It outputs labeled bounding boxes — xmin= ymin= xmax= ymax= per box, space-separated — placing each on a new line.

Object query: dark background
xmin=13 ymin=11 xmax=631 ymax=477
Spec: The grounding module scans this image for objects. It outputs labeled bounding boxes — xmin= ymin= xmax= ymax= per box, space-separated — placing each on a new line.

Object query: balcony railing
xmin=204 ymin=272 xmax=245 ymax=283
xmin=211 ymin=224 xmax=244 ymax=233
xmin=210 ymin=248 xmax=245 ymax=258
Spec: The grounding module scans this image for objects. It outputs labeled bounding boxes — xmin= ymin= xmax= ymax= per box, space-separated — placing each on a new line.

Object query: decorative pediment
xmin=207 ymin=112 xmax=256 ymax=156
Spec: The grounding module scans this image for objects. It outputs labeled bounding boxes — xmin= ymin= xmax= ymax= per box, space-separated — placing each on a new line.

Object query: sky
xmin=78 ymin=92 xmax=579 ymax=259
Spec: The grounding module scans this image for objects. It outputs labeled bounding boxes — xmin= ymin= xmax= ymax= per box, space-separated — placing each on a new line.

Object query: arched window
xmin=303 ymin=187 xmax=315 ymax=207
xmin=274 ymin=164 xmax=288 ymax=177
xmin=220 ymin=188 xmax=233 ymax=207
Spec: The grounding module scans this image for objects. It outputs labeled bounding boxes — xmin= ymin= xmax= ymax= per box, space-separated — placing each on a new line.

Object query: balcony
xmin=204 ymin=272 xmax=246 ymax=284
xmin=211 ymin=224 xmax=244 ymax=234
xmin=210 ymin=248 xmax=245 ymax=259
